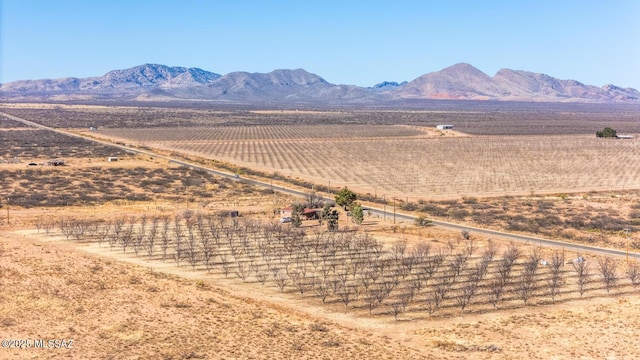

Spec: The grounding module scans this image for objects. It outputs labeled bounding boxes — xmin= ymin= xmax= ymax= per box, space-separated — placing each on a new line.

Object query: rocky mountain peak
xmin=1 ymin=63 xmax=638 ymax=103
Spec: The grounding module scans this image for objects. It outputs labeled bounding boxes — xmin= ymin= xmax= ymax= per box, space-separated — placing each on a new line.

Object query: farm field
xmin=94 ymin=125 xmax=640 ymax=200
xmin=3 ymin=101 xmax=640 ymax=134
xmin=3 ymin=102 xmax=640 ymax=358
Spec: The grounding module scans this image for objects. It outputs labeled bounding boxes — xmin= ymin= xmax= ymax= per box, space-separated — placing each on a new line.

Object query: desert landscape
xmin=4 ymin=1 xmax=640 ymax=358
xmin=2 ymin=102 xmax=640 ymax=359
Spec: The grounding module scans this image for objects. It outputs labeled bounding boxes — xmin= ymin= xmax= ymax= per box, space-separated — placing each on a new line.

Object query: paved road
xmin=3 ymin=110 xmax=638 ymax=261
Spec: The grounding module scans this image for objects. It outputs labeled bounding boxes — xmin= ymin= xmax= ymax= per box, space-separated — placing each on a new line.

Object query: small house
xmin=107 ymin=157 xmax=119 ymax=162
xmin=47 ymin=159 xmax=65 ymax=166
xmin=280 ymin=208 xmax=293 ymax=218
xmin=436 ymin=124 xmax=455 ymax=130
xmin=302 ymin=208 xmax=321 ymax=220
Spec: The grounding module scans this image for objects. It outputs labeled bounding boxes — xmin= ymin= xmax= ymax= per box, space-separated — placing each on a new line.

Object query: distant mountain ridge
xmin=1 ymin=63 xmax=638 ymax=103
xmin=395 ymin=63 xmax=640 ymax=102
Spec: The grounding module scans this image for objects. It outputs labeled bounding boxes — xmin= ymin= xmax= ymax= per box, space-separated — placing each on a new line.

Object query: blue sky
xmin=2 ymin=1 xmax=639 ymax=89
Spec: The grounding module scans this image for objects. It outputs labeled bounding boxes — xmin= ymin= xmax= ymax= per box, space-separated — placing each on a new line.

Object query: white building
xmin=436 ymin=124 xmax=454 ymax=130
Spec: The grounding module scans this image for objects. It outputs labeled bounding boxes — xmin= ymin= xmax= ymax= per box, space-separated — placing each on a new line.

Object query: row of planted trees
xmin=42 ymin=211 xmax=640 ymax=319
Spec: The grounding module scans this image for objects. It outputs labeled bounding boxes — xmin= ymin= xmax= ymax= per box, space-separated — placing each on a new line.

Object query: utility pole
xmin=393 ymin=197 xmax=396 ymax=224
xmin=624 ymin=228 xmax=631 ymax=263
xmin=383 ymin=195 xmax=386 ymax=221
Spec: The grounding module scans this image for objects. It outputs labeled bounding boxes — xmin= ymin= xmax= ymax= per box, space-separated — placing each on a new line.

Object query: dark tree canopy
xmin=322 ymin=204 xmax=339 ymax=231
xmin=335 ymin=187 xmax=357 ymax=210
xmin=291 ymin=203 xmax=304 ymax=227
xmin=596 ymin=127 xmax=617 ymax=138
xmin=351 ymin=202 xmax=364 ymax=225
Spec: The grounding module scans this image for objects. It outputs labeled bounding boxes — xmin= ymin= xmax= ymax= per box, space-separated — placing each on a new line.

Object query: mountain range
xmin=1 ymin=63 xmax=638 ymax=104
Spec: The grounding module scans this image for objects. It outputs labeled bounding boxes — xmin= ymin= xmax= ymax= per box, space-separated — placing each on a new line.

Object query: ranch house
xmin=302 ymin=208 xmax=321 ymax=220
xmin=280 ymin=208 xmax=293 ymax=218
xmin=280 ymin=207 xmax=321 ymax=220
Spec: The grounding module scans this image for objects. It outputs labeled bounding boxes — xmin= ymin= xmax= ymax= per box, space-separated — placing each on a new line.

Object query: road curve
xmin=3 ymin=110 xmax=638 ymax=261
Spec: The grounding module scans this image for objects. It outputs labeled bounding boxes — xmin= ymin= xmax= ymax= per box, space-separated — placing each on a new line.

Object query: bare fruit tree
xmin=488 ymin=275 xmax=505 ymax=308
xmin=132 ymin=215 xmax=147 ymax=255
xmin=515 ymin=250 xmax=540 ymax=305
xmin=489 ymin=246 xmax=519 ymax=307
xmin=173 ymin=214 xmax=184 ymax=267
xmin=547 ymin=250 xmax=565 ymax=301
xmin=627 ymin=262 xmax=640 ymax=289
xmin=456 ymin=268 xmax=481 ymax=312
xmin=597 ymin=257 xmax=618 ymax=294
xmin=160 ymin=216 xmax=171 ymax=261
xmin=572 ymin=256 xmax=590 ymax=297
xmin=146 ymin=216 xmax=159 ymax=259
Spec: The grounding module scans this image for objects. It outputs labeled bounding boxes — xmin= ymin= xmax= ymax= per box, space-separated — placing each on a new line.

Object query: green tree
xmin=322 ymin=205 xmax=339 ymax=231
xmin=596 ymin=127 xmax=617 ymax=138
xmin=415 ymin=215 xmax=432 ymax=227
xmin=351 ymin=202 xmax=364 ymax=225
xmin=335 ymin=187 xmax=357 ymax=210
xmin=291 ymin=203 xmax=304 ymax=228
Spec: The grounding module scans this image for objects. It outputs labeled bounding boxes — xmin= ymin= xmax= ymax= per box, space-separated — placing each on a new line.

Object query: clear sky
xmin=1 ymin=1 xmax=639 ymax=89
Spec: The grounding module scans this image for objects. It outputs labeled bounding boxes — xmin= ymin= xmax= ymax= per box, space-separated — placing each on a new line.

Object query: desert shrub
xmin=565 ymin=215 xmax=588 ymax=229
xmin=192 ymin=190 xmax=213 ymax=198
xmin=415 ymin=215 xmax=432 ymax=227
xmin=462 ymin=197 xmax=478 ymax=204
xmin=399 ymin=201 xmax=418 ymax=211
xmin=309 ymin=323 xmax=329 ymax=332
xmin=449 ymin=209 xmax=470 ymax=220
xmin=589 ymin=215 xmax=623 ymax=231
xmin=471 ymin=211 xmax=494 ymax=225
xmin=470 ymin=202 xmax=493 ymax=210
xmin=559 ymin=229 xmax=578 ymax=239
xmin=536 ymin=201 xmax=555 ymax=210
xmin=420 ymin=204 xmax=448 ymax=217
xmin=181 ymin=176 xmax=204 ymax=187
xmin=505 ymin=216 xmax=547 ymax=233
